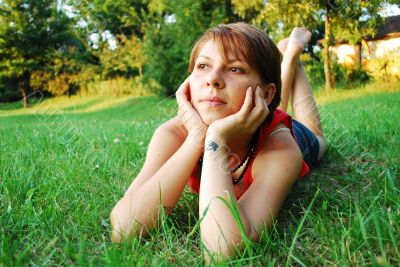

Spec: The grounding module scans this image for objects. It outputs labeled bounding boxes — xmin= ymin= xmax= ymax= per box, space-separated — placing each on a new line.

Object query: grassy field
xmin=0 ymin=82 xmax=399 ymax=266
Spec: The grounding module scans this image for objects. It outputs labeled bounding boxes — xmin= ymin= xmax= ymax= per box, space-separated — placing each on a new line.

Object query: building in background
xmin=330 ymin=15 xmax=400 ymax=68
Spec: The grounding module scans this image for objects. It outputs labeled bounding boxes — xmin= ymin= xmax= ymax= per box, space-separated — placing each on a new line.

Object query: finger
xmin=176 ymin=76 xmax=191 ymax=98
xmin=254 ymin=85 xmax=264 ymax=109
xmin=251 ymin=86 xmax=269 ymax=123
xmin=176 ymin=77 xmax=191 ymax=106
xmin=177 ymin=79 xmax=199 ymax=119
xmin=262 ymin=89 xmax=270 ymax=115
xmin=238 ymin=87 xmax=253 ymax=115
xmin=251 ymin=86 xmax=263 ymax=116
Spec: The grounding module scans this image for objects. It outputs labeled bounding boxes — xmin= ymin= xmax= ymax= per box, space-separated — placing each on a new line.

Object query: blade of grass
xmin=285 ymin=189 xmax=320 ymax=267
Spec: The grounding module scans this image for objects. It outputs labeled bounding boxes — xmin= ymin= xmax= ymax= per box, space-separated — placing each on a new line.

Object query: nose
xmin=206 ymin=69 xmax=225 ymax=89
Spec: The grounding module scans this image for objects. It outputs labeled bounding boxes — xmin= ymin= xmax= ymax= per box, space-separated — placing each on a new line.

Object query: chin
xmin=200 ymin=113 xmax=224 ymax=126
xmin=194 ymin=105 xmax=233 ymax=126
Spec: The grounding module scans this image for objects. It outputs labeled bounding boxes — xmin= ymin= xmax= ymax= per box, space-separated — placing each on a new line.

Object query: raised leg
xmin=277 ymin=27 xmax=326 ymax=159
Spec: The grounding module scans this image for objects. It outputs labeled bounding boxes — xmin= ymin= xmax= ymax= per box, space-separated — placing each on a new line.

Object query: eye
xmin=229 ymin=66 xmax=242 ymax=73
xmin=197 ymin=63 xmax=208 ymax=70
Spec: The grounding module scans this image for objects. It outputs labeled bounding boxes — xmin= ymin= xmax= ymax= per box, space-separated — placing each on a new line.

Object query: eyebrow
xmin=198 ymin=55 xmax=211 ymax=60
xmin=197 ymin=54 xmax=247 ymax=65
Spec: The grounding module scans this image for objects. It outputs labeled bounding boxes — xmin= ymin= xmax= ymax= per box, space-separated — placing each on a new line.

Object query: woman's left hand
xmin=207 ymin=86 xmax=269 ymax=144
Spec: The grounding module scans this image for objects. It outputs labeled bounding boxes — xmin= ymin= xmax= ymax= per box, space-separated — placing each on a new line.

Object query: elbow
xmin=110 ymin=207 xmax=126 ymax=243
xmin=110 ymin=204 xmax=148 ymax=243
xmin=202 ymin=234 xmax=245 ymax=263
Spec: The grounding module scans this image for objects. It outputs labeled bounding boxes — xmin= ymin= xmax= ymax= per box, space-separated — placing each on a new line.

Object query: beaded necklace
xmin=197 ymin=136 xmax=258 ymax=185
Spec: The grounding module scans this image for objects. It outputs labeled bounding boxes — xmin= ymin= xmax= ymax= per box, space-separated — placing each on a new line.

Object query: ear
xmin=262 ymin=83 xmax=276 ymax=105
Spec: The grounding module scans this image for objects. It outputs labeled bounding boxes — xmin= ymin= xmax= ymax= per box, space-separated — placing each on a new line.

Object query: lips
xmin=200 ymin=96 xmax=227 ymax=107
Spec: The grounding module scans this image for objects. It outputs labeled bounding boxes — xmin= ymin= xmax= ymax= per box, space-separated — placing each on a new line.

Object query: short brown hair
xmin=188 ymin=22 xmax=281 ymax=123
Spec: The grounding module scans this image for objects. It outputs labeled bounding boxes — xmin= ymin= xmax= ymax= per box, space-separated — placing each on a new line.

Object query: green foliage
xmin=244 ymin=0 xmax=386 ymax=44
xmin=302 ymin=52 xmax=371 ymax=89
xmin=0 ymin=0 xmax=90 ymax=103
xmin=2 ymin=0 xmax=396 ymax=101
xmin=29 ymin=71 xmax=53 ymax=93
xmin=82 ymin=76 xmax=162 ymax=96
xmin=71 ymin=0 xmax=149 ymax=39
xmin=331 ymin=63 xmax=371 ymax=88
xmin=301 ymin=53 xmax=326 ymax=89
xmin=366 ymin=53 xmax=400 ymax=83
xmin=233 ymin=0 xmax=390 ymax=90
xmin=143 ymin=0 xmax=239 ymax=95
xmin=329 ymin=0 xmax=383 ymax=44
xmin=231 ymin=0 xmax=263 ymax=22
xmin=0 ymin=80 xmax=20 ymax=102
xmin=65 ymin=0 xmax=240 ymax=96
xmin=252 ymin=0 xmax=322 ymax=40
xmin=344 ymin=65 xmax=371 ymax=86
xmin=99 ymin=35 xmax=146 ymax=79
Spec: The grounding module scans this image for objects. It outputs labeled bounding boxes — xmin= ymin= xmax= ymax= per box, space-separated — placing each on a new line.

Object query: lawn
xmin=0 ymin=82 xmax=399 ymax=266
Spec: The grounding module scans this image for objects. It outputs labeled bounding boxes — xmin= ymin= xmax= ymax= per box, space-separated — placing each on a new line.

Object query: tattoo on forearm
xmin=205 ymin=141 xmax=219 ymax=152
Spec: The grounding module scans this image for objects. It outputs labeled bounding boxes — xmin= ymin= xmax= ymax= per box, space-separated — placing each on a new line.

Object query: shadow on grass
xmin=0 ymin=97 xmax=47 ymax=110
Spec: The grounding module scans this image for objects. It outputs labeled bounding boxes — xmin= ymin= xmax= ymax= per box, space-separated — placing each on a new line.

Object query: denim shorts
xmin=292 ymin=120 xmax=320 ymax=168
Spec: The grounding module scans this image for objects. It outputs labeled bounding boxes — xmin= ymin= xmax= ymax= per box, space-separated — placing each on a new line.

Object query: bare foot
xmin=284 ymin=27 xmax=311 ymax=61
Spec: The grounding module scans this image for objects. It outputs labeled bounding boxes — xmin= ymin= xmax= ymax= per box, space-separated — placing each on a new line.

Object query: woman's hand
xmin=207 ymin=86 xmax=269 ymax=144
xmin=176 ymin=76 xmax=208 ymax=145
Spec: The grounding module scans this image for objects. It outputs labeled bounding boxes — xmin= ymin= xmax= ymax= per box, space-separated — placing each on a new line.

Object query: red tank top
xmin=187 ymin=109 xmax=310 ymax=194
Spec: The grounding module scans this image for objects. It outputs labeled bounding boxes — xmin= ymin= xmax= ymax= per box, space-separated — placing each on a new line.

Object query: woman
xmin=110 ymin=22 xmax=327 ymax=262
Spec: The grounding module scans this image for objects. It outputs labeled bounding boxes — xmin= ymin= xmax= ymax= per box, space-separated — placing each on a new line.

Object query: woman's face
xmin=189 ymin=40 xmax=263 ymax=125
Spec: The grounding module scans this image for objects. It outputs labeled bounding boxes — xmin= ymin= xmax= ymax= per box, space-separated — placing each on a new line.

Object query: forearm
xmin=111 ymin=136 xmax=202 ymax=241
xmin=199 ymin=138 xmax=250 ymax=255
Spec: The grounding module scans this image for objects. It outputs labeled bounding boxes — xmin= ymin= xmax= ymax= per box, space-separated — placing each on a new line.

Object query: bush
xmin=366 ymin=53 xmax=400 ymax=82
xmin=333 ymin=63 xmax=370 ymax=87
xmin=345 ymin=65 xmax=370 ymax=85
xmin=80 ymin=76 xmax=162 ymax=97
xmin=302 ymin=52 xmax=371 ymax=89
xmin=30 ymin=71 xmax=79 ymax=97
xmin=0 ymin=78 xmax=20 ymax=102
xmin=301 ymin=53 xmax=325 ymax=89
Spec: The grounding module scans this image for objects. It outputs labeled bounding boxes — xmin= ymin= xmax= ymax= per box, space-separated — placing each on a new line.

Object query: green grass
xmin=1 ymin=82 xmax=399 ymax=266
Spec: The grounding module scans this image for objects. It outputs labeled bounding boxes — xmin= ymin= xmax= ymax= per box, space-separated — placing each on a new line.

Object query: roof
xmin=373 ymin=15 xmax=400 ymax=39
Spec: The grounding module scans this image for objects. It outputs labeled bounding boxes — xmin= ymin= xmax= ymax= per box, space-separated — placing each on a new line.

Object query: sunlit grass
xmin=315 ymin=81 xmax=400 ymax=104
xmin=0 ymin=95 xmax=142 ymax=117
xmin=0 ymin=82 xmax=399 ymax=265
xmin=1 ymin=81 xmax=397 ymax=116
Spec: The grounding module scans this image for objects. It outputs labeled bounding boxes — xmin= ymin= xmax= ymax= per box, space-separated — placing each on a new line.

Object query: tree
xmin=68 ymin=0 xmax=149 ymax=45
xmin=99 ymin=35 xmax=146 ymax=81
xmin=0 ymin=0 xmax=86 ymax=106
xmin=65 ymin=0 xmax=241 ymax=95
xmin=232 ymin=0 xmax=395 ymax=90
xmin=65 ymin=0 xmax=154 ymax=88
xmin=143 ymin=0 xmax=240 ymax=95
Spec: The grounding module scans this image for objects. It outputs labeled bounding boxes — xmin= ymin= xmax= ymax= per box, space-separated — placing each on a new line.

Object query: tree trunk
xmin=324 ymin=6 xmax=334 ymax=91
xmin=361 ymin=39 xmax=371 ymax=61
xmin=19 ymin=74 xmax=30 ymax=108
xmin=139 ymin=65 xmax=144 ymax=95
xmin=20 ymin=87 xmax=29 ymax=108
xmin=354 ymin=42 xmax=361 ymax=67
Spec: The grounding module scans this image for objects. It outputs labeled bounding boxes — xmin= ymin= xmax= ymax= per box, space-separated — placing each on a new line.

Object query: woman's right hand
xmin=176 ymin=76 xmax=207 ymax=147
